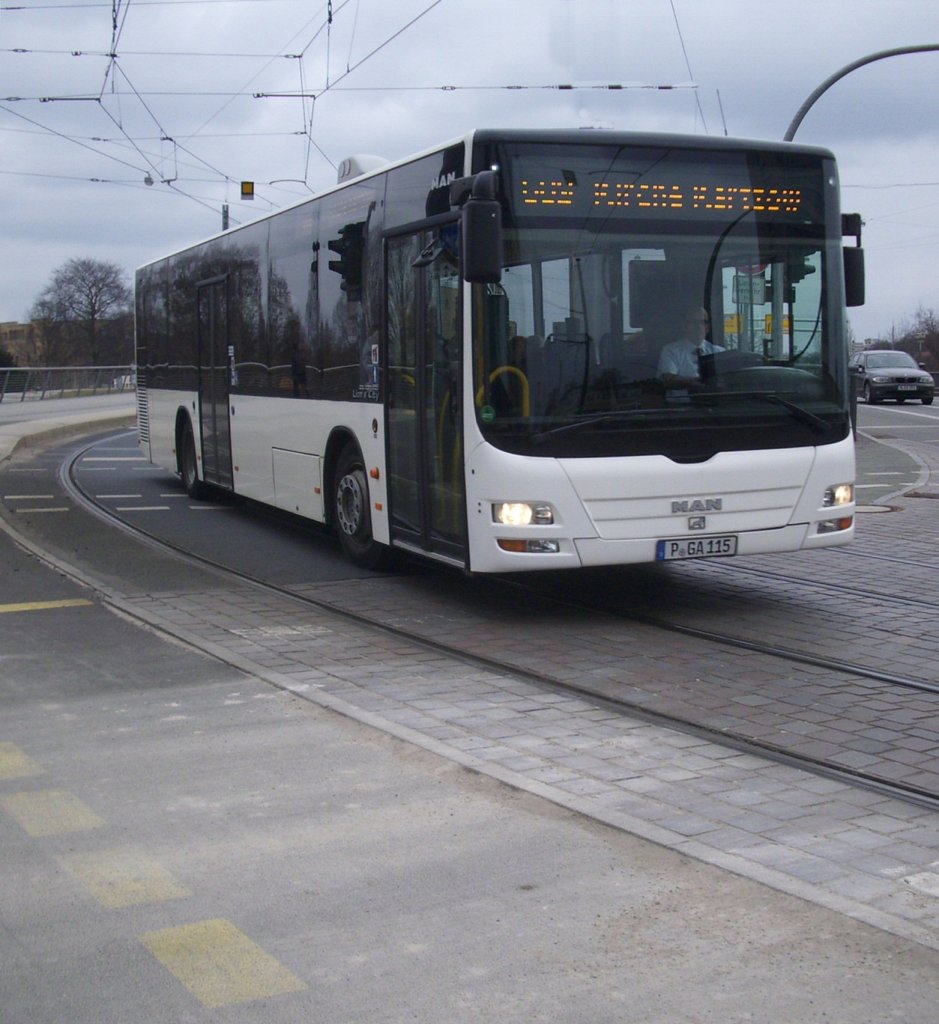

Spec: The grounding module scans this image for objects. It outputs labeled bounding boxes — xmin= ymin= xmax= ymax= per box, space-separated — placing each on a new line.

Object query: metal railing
xmin=0 ymin=366 xmax=135 ymax=402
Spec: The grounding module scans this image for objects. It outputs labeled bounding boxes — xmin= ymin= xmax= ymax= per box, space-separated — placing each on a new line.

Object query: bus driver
xmin=657 ymin=306 xmax=723 ymax=387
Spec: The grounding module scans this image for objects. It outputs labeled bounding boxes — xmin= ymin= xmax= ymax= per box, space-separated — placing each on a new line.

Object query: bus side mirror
xmin=841 ymin=212 xmax=864 ymax=308
xmin=843 ymin=246 xmax=864 ymax=307
xmin=452 ymin=171 xmax=503 ymax=284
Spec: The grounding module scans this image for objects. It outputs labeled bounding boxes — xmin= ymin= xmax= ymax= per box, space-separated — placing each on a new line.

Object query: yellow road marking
xmin=0 ymin=789 xmax=105 ymax=836
xmin=58 ymin=846 xmax=191 ymax=908
xmin=0 ymin=599 xmax=93 ymax=615
xmin=140 ymin=919 xmax=307 ymax=1007
xmin=0 ymin=742 xmax=43 ymax=781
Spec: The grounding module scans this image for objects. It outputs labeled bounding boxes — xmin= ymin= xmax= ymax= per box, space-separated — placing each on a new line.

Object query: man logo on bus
xmin=431 ymin=171 xmax=456 ymax=191
xmin=671 ymin=498 xmax=723 ymax=514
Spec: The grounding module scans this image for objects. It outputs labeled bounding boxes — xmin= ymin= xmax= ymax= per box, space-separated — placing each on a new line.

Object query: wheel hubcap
xmin=336 ymin=472 xmax=364 ymax=537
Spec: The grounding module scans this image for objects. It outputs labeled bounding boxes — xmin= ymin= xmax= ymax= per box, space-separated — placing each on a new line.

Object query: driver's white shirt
xmin=657 ymin=338 xmax=724 ymax=380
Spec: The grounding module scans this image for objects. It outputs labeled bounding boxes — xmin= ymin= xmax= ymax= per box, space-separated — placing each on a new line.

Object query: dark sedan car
xmin=849 ymin=350 xmax=935 ymax=405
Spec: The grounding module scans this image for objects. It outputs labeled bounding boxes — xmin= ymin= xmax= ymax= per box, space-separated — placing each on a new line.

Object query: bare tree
xmin=29 ymin=258 xmax=132 ymax=365
xmin=895 ymin=307 xmax=939 ymax=369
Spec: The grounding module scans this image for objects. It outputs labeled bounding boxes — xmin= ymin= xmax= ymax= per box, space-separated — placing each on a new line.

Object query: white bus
xmin=135 ymin=129 xmax=862 ymax=573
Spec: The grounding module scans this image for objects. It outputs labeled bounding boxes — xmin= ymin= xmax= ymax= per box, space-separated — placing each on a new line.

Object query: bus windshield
xmin=471 ymin=141 xmax=849 ymax=462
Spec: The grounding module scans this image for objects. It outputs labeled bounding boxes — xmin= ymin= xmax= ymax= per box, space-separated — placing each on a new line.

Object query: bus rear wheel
xmin=180 ymin=420 xmax=208 ymax=499
xmin=334 ymin=443 xmax=391 ymax=569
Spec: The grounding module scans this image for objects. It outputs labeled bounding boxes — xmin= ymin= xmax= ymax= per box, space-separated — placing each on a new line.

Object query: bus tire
xmin=334 ymin=442 xmax=391 ymax=570
xmin=180 ymin=419 xmax=208 ymax=500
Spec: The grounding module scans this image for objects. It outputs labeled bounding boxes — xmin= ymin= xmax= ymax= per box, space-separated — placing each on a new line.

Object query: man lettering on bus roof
xmin=657 ymin=305 xmax=724 ymax=387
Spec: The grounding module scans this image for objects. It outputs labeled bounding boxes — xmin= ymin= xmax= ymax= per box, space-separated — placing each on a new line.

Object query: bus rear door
xmin=196 ymin=276 xmax=234 ymax=490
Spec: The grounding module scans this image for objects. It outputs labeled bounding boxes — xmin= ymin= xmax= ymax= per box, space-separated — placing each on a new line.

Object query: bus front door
xmin=196 ymin=277 xmax=234 ymax=490
xmin=386 ymin=231 xmax=467 ymax=566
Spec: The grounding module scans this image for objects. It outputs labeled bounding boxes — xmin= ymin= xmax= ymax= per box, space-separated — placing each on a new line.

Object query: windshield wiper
xmin=531 ymin=409 xmax=651 ymax=445
xmin=530 ymin=392 xmax=833 ymax=445
xmin=699 ymin=390 xmax=833 ymax=435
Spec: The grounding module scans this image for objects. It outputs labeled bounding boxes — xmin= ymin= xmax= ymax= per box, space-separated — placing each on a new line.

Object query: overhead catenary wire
xmin=668 ymin=0 xmax=708 ymax=133
xmin=1 ymin=0 xmax=402 ymax=210
xmin=345 ymin=0 xmax=361 ymax=72
xmin=1 ymin=47 xmax=302 ymax=59
xmin=9 ymin=82 xmax=698 ymax=101
xmin=179 ymin=1 xmax=336 ymax=147
xmin=99 ymin=0 xmax=132 ymax=100
xmin=3 ymin=0 xmax=703 ymax=221
xmin=2 ymin=0 xmax=285 ymax=8
xmin=309 ymin=0 xmax=444 ymax=96
xmin=255 ymin=81 xmax=698 ymax=98
xmin=0 ymin=0 xmax=472 ymax=280
xmin=2 ymin=0 xmax=695 ymax=205
xmin=3 ymin=0 xmax=251 ymax=201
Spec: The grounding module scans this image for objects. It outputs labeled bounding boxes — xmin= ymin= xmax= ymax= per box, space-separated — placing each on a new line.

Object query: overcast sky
xmin=1 ymin=0 xmax=938 ymax=345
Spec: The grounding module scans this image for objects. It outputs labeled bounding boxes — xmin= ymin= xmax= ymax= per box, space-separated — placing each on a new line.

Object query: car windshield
xmin=866 ymin=352 xmax=918 ymax=369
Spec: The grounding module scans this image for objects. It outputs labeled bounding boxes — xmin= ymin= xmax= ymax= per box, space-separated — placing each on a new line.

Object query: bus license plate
xmin=656 ymin=535 xmax=738 ymax=561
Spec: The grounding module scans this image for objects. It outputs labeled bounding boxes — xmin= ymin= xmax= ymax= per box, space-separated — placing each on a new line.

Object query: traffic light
xmin=327 ymin=222 xmax=365 ymax=301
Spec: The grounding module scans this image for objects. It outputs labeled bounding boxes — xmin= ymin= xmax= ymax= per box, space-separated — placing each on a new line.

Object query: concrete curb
xmin=0 ymin=409 xmax=136 ymax=464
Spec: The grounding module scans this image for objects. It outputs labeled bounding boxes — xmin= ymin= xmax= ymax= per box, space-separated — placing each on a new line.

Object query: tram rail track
xmin=681 ymin=553 xmax=939 ymax=613
xmin=53 ymin=436 xmax=939 ymax=815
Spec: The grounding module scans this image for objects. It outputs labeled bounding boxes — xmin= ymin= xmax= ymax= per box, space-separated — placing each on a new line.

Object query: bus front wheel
xmin=334 ymin=443 xmax=391 ymax=569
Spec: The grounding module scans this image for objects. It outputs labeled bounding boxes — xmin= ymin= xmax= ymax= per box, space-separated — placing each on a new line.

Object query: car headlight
xmin=870 ymin=375 xmax=891 ymax=383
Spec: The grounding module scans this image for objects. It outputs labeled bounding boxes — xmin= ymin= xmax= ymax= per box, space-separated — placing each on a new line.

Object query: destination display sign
xmin=519 ymin=179 xmax=804 ymax=216
xmin=500 ymin=144 xmax=826 ymax=224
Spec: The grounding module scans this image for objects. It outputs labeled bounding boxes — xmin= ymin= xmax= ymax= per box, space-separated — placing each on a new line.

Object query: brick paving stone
xmin=784 ymin=856 xmax=850 ymax=885
xmin=699 ymin=826 xmax=768 ymax=852
xmin=826 ymin=874 xmax=904 ymax=903
xmin=657 ymin=814 xmax=721 ymax=837
xmin=555 ymin=777 xmax=620 ymax=798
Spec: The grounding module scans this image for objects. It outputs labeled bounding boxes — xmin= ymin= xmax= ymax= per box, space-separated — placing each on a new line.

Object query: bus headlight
xmin=822 ymin=483 xmax=854 ymax=507
xmin=818 ymin=482 xmax=854 ymax=534
xmin=493 ymin=502 xmax=555 ymax=526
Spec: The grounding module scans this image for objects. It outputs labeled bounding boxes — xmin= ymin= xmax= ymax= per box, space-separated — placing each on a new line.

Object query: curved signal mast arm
xmin=784 ymin=44 xmax=939 ymax=141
